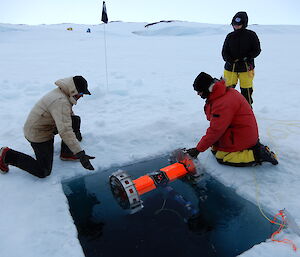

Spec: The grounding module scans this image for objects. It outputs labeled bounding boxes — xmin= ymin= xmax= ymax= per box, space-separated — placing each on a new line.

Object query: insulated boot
xmin=0 ymin=147 xmax=10 ymax=173
xmin=253 ymin=142 xmax=278 ymax=165
xmin=260 ymin=145 xmax=278 ymax=165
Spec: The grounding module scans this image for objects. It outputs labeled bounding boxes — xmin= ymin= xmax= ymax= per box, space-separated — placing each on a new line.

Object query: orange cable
xmin=270 ymin=210 xmax=297 ymax=251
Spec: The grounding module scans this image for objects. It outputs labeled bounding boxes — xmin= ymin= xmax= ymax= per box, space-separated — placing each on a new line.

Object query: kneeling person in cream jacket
xmin=0 ymin=76 xmax=94 ymax=178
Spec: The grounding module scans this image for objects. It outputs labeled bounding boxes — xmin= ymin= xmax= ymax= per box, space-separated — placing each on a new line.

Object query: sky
xmin=1 ymin=0 xmax=300 ymax=25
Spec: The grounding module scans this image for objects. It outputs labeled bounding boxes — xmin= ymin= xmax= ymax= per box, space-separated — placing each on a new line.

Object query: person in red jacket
xmin=186 ymin=72 xmax=278 ymax=166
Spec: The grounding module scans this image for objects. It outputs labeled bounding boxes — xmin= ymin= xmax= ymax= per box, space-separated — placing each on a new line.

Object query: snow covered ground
xmin=0 ymin=21 xmax=300 ymax=257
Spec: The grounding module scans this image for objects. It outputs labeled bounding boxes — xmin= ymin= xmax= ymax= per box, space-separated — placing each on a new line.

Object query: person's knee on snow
xmin=186 ymin=71 xmax=278 ymax=167
xmin=1 ymin=76 xmax=95 ymax=178
xmin=35 ymin=167 xmax=52 ymax=178
xmin=1 ymin=144 xmax=53 ymax=178
xmin=214 ymin=149 xmax=256 ymax=167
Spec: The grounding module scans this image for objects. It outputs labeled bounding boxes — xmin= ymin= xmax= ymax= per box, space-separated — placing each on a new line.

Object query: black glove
xmin=186 ymin=148 xmax=200 ymax=159
xmin=243 ymin=57 xmax=251 ymax=62
xmin=75 ymin=150 xmax=95 ymax=170
xmin=233 ymin=57 xmax=248 ymax=63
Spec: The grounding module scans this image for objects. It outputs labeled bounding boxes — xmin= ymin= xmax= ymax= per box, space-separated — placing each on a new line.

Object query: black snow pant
xmin=5 ymin=115 xmax=82 ymax=178
xmin=5 ymin=139 xmax=54 ymax=178
xmin=61 ymin=115 xmax=82 ymax=155
xmin=240 ymin=88 xmax=253 ymax=106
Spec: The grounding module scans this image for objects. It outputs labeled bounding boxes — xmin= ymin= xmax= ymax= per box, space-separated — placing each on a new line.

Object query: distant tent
xmin=86 ymin=28 xmax=91 ymax=33
xmin=67 ymin=27 xmax=73 ymax=31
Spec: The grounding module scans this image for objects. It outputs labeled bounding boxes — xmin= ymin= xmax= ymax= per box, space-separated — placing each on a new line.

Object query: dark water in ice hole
xmin=62 ymin=155 xmax=276 ymax=257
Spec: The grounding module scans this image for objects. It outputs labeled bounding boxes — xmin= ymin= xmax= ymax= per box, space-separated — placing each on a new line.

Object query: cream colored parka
xmin=24 ymin=77 xmax=82 ymax=154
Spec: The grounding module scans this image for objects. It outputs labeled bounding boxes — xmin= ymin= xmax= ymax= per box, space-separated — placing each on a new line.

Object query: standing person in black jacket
xmin=222 ymin=11 xmax=261 ymax=106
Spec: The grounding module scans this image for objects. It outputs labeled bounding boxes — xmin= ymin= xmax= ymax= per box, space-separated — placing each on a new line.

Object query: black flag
xmin=101 ymin=1 xmax=108 ymax=23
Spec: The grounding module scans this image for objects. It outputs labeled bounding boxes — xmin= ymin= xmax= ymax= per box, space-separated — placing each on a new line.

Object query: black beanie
xmin=73 ymin=76 xmax=91 ymax=95
xmin=231 ymin=11 xmax=248 ymax=28
xmin=193 ymin=72 xmax=214 ymax=92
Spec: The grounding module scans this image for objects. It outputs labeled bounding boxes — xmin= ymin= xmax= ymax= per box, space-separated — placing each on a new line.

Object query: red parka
xmin=196 ymin=80 xmax=258 ymax=152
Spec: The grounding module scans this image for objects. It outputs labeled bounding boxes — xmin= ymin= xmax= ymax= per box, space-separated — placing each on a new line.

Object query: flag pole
xmin=101 ymin=1 xmax=109 ymax=91
xmin=103 ymin=24 xmax=108 ymax=91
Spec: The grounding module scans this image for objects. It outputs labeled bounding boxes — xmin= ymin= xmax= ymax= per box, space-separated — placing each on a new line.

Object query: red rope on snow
xmin=270 ymin=210 xmax=297 ymax=251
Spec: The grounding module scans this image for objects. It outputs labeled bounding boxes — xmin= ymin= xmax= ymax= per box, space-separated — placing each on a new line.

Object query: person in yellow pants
xmin=212 ymin=143 xmax=278 ymax=167
xmin=213 ymin=148 xmax=256 ymax=167
xmin=222 ymin=11 xmax=261 ymax=106
xmin=224 ymin=69 xmax=255 ymax=105
xmin=186 ymin=72 xmax=278 ymax=166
